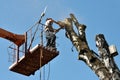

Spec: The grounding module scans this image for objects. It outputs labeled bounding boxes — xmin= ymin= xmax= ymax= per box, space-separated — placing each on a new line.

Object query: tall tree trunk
xmin=59 ymin=13 xmax=120 ymax=80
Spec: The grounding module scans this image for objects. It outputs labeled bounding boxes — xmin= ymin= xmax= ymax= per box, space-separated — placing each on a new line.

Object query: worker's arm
xmin=54 ymin=27 xmax=63 ymax=33
xmin=51 ymin=19 xmax=65 ymax=28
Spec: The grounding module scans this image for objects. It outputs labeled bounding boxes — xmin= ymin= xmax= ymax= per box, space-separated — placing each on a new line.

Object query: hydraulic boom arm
xmin=0 ymin=28 xmax=25 ymax=46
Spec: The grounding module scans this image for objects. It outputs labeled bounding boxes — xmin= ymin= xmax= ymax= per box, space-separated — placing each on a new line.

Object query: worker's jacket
xmin=44 ymin=19 xmax=56 ymax=38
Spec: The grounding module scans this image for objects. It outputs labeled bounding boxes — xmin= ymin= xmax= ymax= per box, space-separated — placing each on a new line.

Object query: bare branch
xmin=58 ymin=13 xmax=120 ymax=80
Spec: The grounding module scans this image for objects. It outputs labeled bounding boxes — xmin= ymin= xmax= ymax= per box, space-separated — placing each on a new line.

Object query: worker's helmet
xmin=46 ymin=18 xmax=53 ymax=21
xmin=46 ymin=18 xmax=53 ymax=25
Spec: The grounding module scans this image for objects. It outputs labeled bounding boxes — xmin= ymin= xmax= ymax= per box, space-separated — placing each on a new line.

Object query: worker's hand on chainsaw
xmin=56 ymin=21 xmax=65 ymax=29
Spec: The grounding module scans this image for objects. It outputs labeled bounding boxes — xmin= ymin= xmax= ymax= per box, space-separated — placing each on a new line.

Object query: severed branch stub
xmin=58 ymin=13 xmax=120 ymax=80
xmin=96 ymin=34 xmax=120 ymax=80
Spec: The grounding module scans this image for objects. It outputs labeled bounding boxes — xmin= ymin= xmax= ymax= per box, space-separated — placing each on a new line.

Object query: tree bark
xmin=59 ymin=13 xmax=120 ymax=80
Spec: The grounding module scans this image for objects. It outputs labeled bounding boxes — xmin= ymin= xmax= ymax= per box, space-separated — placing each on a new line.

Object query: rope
xmin=40 ymin=22 xmax=44 ymax=80
xmin=28 ymin=23 xmax=40 ymax=50
xmin=26 ymin=22 xmax=39 ymax=32
xmin=40 ymin=48 xmax=42 ymax=80
xmin=43 ymin=65 xmax=45 ymax=80
xmin=71 ymin=45 xmax=74 ymax=52
xmin=47 ymin=63 xmax=51 ymax=80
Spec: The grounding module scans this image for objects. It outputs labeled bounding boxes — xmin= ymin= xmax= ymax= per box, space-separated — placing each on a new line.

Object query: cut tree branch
xmin=58 ymin=13 xmax=120 ymax=80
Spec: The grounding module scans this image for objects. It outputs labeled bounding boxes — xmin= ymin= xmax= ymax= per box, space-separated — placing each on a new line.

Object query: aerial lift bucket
xmin=9 ymin=44 xmax=59 ymax=76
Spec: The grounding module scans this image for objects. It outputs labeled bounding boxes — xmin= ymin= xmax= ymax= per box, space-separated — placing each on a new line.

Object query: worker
xmin=44 ymin=18 xmax=63 ymax=50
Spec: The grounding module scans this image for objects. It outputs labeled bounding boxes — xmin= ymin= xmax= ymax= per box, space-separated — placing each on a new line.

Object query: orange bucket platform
xmin=9 ymin=44 xmax=59 ymax=76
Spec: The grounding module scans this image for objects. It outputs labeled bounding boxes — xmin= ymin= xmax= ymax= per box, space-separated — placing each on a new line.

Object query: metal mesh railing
xmin=8 ymin=23 xmax=45 ymax=63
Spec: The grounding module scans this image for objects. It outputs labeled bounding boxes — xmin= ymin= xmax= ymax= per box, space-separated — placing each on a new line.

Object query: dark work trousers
xmin=45 ymin=31 xmax=56 ymax=48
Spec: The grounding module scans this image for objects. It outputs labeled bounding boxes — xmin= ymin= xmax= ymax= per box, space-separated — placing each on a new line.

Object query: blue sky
xmin=0 ymin=0 xmax=120 ymax=80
